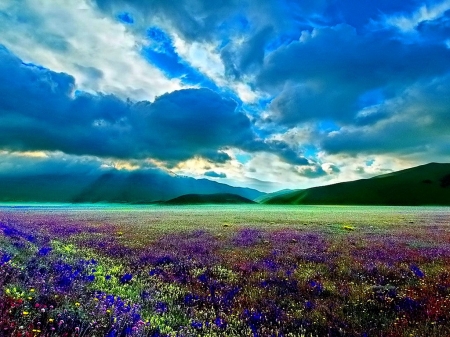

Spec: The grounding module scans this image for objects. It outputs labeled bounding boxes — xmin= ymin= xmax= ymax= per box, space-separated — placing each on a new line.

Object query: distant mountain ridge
xmin=163 ymin=193 xmax=256 ymax=205
xmin=0 ymin=170 xmax=264 ymax=203
xmin=263 ymin=162 xmax=450 ymax=206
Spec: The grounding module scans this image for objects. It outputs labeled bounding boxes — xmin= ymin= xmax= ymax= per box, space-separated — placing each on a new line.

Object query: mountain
xmin=0 ymin=169 xmax=264 ymax=203
xmin=254 ymin=189 xmax=295 ymax=203
xmin=163 ymin=193 xmax=256 ymax=205
xmin=263 ymin=163 xmax=450 ymax=206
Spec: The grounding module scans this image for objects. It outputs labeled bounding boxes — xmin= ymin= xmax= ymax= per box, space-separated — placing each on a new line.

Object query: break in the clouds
xmin=1 ymin=0 xmax=450 ymax=191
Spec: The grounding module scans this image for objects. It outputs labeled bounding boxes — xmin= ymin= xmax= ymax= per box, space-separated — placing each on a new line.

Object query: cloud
xmin=258 ymin=23 xmax=450 ymax=126
xmin=294 ymin=165 xmax=327 ymax=178
xmin=0 ymin=0 xmax=181 ymax=101
xmin=379 ymin=1 xmax=450 ymax=33
xmin=0 ymin=46 xmax=257 ymax=164
xmin=204 ymin=171 xmax=227 ymax=178
xmin=320 ymin=74 xmax=450 ymax=160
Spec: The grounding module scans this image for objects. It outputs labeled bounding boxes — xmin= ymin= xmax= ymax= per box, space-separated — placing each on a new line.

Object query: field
xmin=1 ymin=204 xmax=450 ymax=336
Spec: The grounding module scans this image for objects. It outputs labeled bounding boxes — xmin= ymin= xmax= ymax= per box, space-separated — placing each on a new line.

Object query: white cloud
xmin=0 ymin=0 xmax=182 ymax=101
xmin=173 ymin=34 xmax=263 ymax=103
xmin=380 ymin=0 xmax=450 ymax=32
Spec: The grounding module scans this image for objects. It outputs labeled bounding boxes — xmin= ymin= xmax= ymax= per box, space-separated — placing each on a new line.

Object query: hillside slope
xmin=263 ymin=163 xmax=450 ymax=205
xmin=163 ymin=193 xmax=256 ymax=205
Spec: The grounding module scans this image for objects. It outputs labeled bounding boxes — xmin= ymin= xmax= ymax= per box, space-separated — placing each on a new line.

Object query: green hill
xmin=263 ymin=162 xmax=450 ymax=206
xmin=163 ymin=193 xmax=257 ymax=205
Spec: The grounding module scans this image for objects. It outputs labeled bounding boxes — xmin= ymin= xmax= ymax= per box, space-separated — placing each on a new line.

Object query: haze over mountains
xmin=0 ymin=169 xmax=264 ymax=204
xmin=1 ymin=163 xmax=449 ymax=205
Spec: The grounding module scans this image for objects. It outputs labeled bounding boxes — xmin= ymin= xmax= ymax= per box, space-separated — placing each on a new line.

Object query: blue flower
xmin=308 ymin=280 xmax=324 ymax=295
xmin=191 ymin=321 xmax=203 ymax=329
xmin=197 ymin=273 xmax=208 ymax=283
xmin=38 ymin=247 xmax=52 ymax=256
xmin=214 ymin=317 xmax=227 ymax=329
xmin=184 ymin=293 xmax=200 ymax=306
xmin=304 ymin=300 xmax=315 ymax=310
xmin=120 ymin=273 xmax=133 ymax=283
xmin=155 ymin=301 xmax=168 ymax=314
xmin=410 ymin=265 xmax=424 ymax=278
xmin=107 ymin=329 xmax=117 ymax=337
xmin=1 ymin=253 xmax=11 ymax=264
xmin=86 ymin=275 xmax=95 ymax=282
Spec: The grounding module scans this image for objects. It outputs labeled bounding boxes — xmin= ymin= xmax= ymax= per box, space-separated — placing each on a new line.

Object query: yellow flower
xmin=106 ymin=309 xmax=111 ymax=313
xmin=28 ymin=297 xmax=32 ymax=300
xmin=23 ymin=311 xmax=29 ymax=315
xmin=48 ymin=318 xmax=54 ymax=322
xmin=75 ymin=302 xmax=80 ymax=306
xmin=30 ymin=288 xmax=35 ymax=292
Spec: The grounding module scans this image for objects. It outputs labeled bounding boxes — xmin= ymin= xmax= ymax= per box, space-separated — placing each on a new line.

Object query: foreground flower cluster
xmin=1 ymin=206 xmax=450 ymax=336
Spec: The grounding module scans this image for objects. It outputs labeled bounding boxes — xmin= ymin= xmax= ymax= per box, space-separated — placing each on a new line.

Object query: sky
xmin=1 ymin=0 xmax=450 ymax=192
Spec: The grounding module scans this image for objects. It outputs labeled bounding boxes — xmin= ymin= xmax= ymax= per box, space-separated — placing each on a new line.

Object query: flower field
xmin=1 ymin=205 xmax=450 ymax=336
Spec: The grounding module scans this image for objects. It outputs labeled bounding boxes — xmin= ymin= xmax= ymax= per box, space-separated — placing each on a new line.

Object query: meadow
xmin=1 ymin=204 xmax=450 ymax=336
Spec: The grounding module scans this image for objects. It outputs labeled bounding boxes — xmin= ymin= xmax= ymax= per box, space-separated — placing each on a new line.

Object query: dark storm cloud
xmin=0 ymin=45 xmax=256 ymax=163
xmin=259 ymin=24 xmax=450 ymax=126
xmin=263 ymin=140 xmax=309 ymax=166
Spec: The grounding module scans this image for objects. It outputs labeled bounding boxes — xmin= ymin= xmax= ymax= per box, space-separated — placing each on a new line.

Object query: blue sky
xmin=0 ymin=0 xmax=450 ymax=192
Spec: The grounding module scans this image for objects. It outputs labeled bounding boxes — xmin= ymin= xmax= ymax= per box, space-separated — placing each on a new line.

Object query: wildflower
xmin=23 ymin=311 xmax=29 ymax=315
xmin=48 ymin=318 xmax=54 ymax=323
xmin=30 ymin=288 xmax=35 ymax=292
xmin=214 ymin=317 xmax=227 ymax=329
xmin=38 ymin=247 xmax=52 ymax=256
xmin=191 ymin=321 xmax=203 ymax=329
xmin=155 ymin=301 xmax=168 ymax=314
xmin=410 ymin=265 xmax=424 ymax=278
xmin=1 ymin=253 xmax=12 ymax=264
xmin=75 ymin=302 xmax=81 ymax=306
xmin=305 ymin=300 xmax=315 ymax=310
xmin=120 ymin=273 xmax=132 ymax=283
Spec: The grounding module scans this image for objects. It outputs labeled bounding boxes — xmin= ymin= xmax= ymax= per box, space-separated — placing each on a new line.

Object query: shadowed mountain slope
xmin=163 ymin=193 xmax=256 ymax=205
xmin=263 ymin=163 xmax=450 ymax=205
